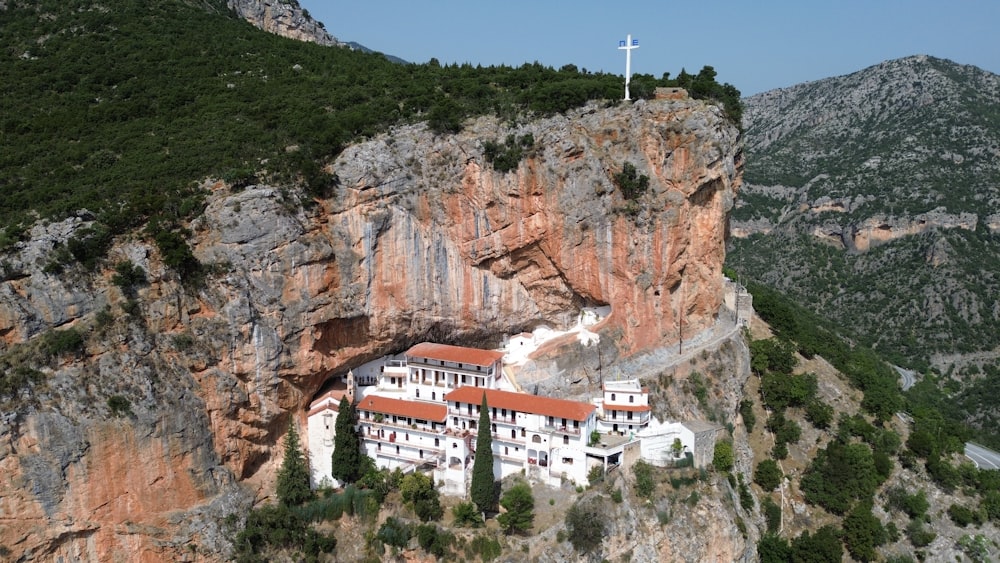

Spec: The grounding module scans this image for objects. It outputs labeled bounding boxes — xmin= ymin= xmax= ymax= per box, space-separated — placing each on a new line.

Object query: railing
xmin=543 ymin=424 xmax=581 ymax=436
xmin=360 ymin=418 xmax=444 ymax=434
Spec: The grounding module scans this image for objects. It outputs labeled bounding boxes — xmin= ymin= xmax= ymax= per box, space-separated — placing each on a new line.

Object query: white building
xmin=437 ymin=386 xmax=597 ymax=491
xmin=594 ymin=379 xmax=652 ymax=436
xmin=306 ymin=341 xmax=710 ymax=493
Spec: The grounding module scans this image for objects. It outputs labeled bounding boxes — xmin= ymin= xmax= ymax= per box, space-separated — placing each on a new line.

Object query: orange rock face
xmin=0 ymin=96 xmax=741 ymax=560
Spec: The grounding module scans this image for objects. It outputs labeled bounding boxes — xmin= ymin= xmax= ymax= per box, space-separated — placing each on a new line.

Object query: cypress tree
xmin=331 ymin=396 xmax=362 ymax=483
xmin=470 ymin=393 xmax=497 ymax=513
xmin=276 ymin=420 xmax=314 ymax=506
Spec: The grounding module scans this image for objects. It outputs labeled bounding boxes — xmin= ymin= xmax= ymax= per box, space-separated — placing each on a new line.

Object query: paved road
xmin=893 ymin=365 xmax=917 ymax=391
xmin=965 ymin=442 xmax=1000 ymax=470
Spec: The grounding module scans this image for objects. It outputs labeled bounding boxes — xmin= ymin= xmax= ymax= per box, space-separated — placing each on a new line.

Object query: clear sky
xmin=298 ymin=0 xmax=999 ymax=96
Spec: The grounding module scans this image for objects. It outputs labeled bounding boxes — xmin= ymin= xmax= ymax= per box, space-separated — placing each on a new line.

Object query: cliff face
xmin=0 ymin=96 xmax=742 ymax=560
xmin=226 ymin=0 xmax=341 ymax=46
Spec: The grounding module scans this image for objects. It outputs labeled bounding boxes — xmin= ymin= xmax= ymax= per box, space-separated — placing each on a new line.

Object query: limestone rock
xmin=0 ymin=97 xmax=742 ymax=560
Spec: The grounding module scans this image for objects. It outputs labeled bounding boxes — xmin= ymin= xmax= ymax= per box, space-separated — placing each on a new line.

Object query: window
xmin=432 ymin=391 xmax=436 ymax=401
xmin=511 ymin=428 xmax=516 ymax=438
xmin=521 ymin=428 xmax=526 ymax=437
xmin=611 ymin=393 xmax=616 ymax=401
xmin=492 ymin=423 xmax=497 ymax=433
xmin=627 ymin=411 xmax=633 ymax=420
xmin=563 ymin=435 xmax=569 ymax=445
xmin=532 ymin=435 xmax=542 ymax=443
xmin=629 ymin=395 xmax=634 ymax=403
xmin=415 ymin=389 xmax=420 ymax=398
xmin=405 ymin=433 xmax=409 ymax=441
xmin=396 ymin=446 xmax=400 ymax=454
xmin=562 ymin=457 xmax=573 ymax=465
xmin=434 ymin=438 xmax=440 ymax=447
xmin=505 ymin=446 xmax=509 ymax=455
xmin=419 ymin=450 xmax=423 ymax=458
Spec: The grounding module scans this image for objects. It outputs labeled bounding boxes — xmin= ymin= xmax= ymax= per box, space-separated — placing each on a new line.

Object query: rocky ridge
xmin=0 ymin=95 xmax=743 ymax=560
xmin=729 ymin=55 xmax=1000 ymax=371
xmin=226 ymin=0 xmax=341 ymax=46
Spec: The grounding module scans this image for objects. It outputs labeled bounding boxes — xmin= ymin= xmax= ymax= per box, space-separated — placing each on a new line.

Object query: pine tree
xmin=470 ymin=393 xmax=497 ymax=513
xmin=276 ymin=420 xmax=313 ymax=506
xmin=331 ymin=396 xmax=362 ymax=483
xmin=497 ymin=480 xmax=535 ymax=534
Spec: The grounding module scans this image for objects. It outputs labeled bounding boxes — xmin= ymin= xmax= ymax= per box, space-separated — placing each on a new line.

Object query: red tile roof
xmin=308 ymin=402 xmax=339 ymax=417
xmin=445 ymin=387 xmax=595 ymax=421
xmin=357 ymin=395 xmax=447 ymax=422
xmin=406 ymin=342 xmax=504 ymax=367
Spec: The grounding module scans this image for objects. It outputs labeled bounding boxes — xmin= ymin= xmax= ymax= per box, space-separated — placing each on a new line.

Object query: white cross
xmin=618 ymin=34 xmax=639 ymax=100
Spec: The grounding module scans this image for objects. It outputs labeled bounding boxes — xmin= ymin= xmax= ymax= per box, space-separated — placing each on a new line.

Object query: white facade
xmin=306 ymin=341 xmax=708 ymax=493
xmin=306 ymin=392 xmax=343 ymax=488
xmin=594 ymin=379 xmax=652 ymax=436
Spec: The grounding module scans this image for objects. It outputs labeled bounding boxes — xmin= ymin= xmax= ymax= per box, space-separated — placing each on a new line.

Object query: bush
xmin=565 ymin=497 xmax=607 ymax=553
xmin=415 ymin=524 xmax=452 ymax=558
xmin=905 ymin=519 xmax=935 ymax=548
xmin=376 ymin=517 xmax=412 ymax=548
xmin=790 ymin=525 xmax=843 ymax=562
xmin=231 ymin=504 xmax=336 ymax=563
xmin=633 ymin=460 xmax=655 ymax=498
xmin=451 ymin=501 xmax=483 ymax=528
xmin=42 ymin=328 xmax=85 ymax=360
xmin=613 ymin=162 xmax=650 ymax=201
xmin=497 ymin=481 xmax=534 ymax=535
xmin=762 ymin=496 xmax=781 ymax=533
xmin=107 ymin=395 xmax=132 ymax=418
xmin=468 ymin=534 xmax=501 ymax=561
xmin=805 ymin=399 xmax=834 ymax=429
xmin=400 ymin=472 xmax=443 ymax=522
xmin=712 ymin=439 xmax=734 ymax=472
xmin=739 ymin=399 xmax=756 ymax=432
xmin=947 ymin=503 xmax=979 ymax=527
xmin=754 ymin=459 xmax=783 ymax=491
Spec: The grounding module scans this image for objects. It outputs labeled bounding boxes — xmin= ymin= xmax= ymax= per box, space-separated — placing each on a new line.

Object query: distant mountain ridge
xmin=730 ymin=55 xmax=1000 ymax=446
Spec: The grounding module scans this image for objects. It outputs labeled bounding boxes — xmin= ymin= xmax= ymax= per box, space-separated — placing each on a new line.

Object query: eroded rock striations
xmin=0 ymin=95 xmax=742 ymax=560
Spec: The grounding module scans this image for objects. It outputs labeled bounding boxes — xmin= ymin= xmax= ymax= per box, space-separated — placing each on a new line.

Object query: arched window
xmin=531 ymin=435 xmax=542 ymax=443
xmin=629 ymin=395 xmax=634 ymax=403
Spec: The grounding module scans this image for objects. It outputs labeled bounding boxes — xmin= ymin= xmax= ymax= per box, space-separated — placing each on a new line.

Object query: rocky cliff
xmin=0 ymin=95 xmax=742 ymax=560
xmin=226 ymin=0 xmax=341 ymax=46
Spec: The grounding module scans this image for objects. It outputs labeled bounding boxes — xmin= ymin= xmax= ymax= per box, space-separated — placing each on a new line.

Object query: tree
xmin=712 ymin=439 xmax=734 ymax=472
xmin=757 ymin=534 xmax=791 ymax=563
xmin=565 ymin=497 xmax=607 ymax=553
xmin=470 ymin=393 xmax=497 ymax=513
xmin=401 ymin=472 xmax=444 ymax=522
xmin=497 ymin=481 xmax=535 ymax=534
xmin=790 ymin=525 xmax=843 ymax=563
xmin=331 ymin=396 xmax=363 ymax=484
xmin=633 ymin=459 xmax=655 ymax=498
xmin=754 ymin=459 xmax=783 ymax=492
xmin=842 ymin=501 xmax=886 ymax=562
xmin=276 ymin=420 xmax=314 ymax=506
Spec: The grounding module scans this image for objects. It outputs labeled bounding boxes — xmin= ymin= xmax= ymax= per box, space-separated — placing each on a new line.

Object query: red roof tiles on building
xmin=406 ymin=342 xmax=504 ymax=367
xmin=445 ymin=387 xmax=595 ymax=421
xmin=357 ymin=395 xmax=447 ymax=422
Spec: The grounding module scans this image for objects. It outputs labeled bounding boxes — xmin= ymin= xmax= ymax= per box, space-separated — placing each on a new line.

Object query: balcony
xmin=543 ymin=424 xmax=581 ymax=436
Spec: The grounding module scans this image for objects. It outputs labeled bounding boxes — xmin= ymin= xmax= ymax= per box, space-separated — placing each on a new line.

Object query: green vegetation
xmin=565 ymin=496 xmax=607 ymax=553
xmin=276 ymin=422 xmax=313 ymax=507
xmin=613 ymin=162 xmax=650 ymax=201
xmin=399 ymin=472 xmax=443 ymax=522
xmin=451 ymin=501 xmax=484 ymax=528
xmin=230 ymin=503 xmax=336 ymax=563
xmin=712 ymin=439 xmax=734 ymax=472
xmin=481 ymin=134 xmax=535 ymax=173
xmin=753 ymin=459 xmax=783 ymax=491
xmin=331 ymin=396 xmax=363 ymax=483
xmin=497 ymin=481 xmax=534 ymax=535
xmin=0 ymin=0 xmax=740 ymax=253
xmin=471 ymin=394 xmax=497 ymax=514
xmin=107 ymin=395 xmax=132 ymax=418
xmin=633 ymin=459 xmax=655 ymax=499
xmin=800 ymin=439 xmax=885 ymax=515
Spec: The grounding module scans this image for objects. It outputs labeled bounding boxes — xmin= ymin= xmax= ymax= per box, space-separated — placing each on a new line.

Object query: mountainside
xmin=729 ymin=56 xmax=1000 ymax=447
xmin=0 ymin=88 xmax=742 ymax=559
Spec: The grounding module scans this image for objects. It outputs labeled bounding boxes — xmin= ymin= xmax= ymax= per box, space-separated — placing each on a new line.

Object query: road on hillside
xmin=893 ymin=365 xmax=917 ymax=391
xmin=965 ymin=442 xmax=1000 ymax=471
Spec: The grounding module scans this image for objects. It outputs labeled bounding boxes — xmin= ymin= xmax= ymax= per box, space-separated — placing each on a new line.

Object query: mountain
xmin=0 ymin=2 xmax=748 ymax=560
xmin=730 ymin=55 xmax=1000 ymax=447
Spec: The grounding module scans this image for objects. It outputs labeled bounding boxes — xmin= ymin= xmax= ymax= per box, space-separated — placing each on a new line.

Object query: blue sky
xmin=299 ymin=1 xmax=999 ymax=96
